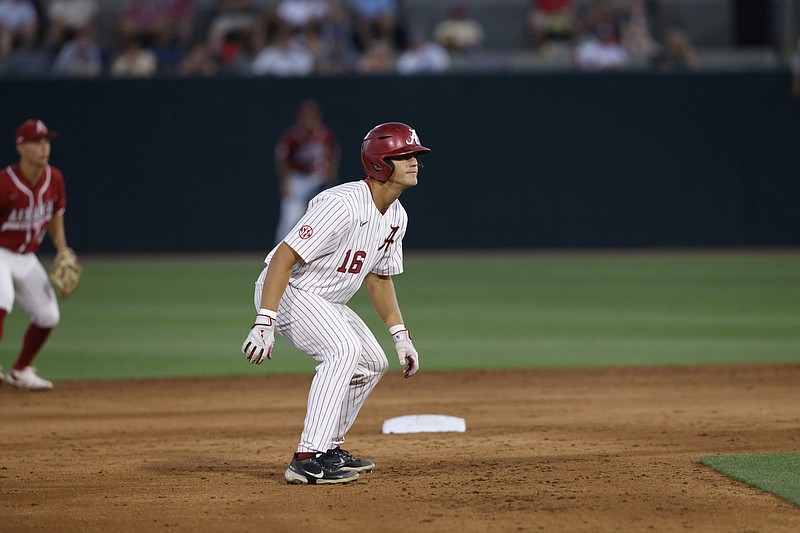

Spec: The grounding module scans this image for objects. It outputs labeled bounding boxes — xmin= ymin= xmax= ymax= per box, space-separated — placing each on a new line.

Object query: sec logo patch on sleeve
xmin=299 ymin=225 xmax=314 ymax=239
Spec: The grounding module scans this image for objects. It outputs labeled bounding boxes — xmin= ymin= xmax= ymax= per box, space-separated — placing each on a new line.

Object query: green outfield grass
xmin=1 ymin=250 xmax=799 ymax=381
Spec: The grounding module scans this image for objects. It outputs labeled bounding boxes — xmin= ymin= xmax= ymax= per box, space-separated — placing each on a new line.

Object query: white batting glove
xmin=242 ymin=309 xmax=276 ymax=364
xmin=390 ymin=324 xmax=419 ymax=378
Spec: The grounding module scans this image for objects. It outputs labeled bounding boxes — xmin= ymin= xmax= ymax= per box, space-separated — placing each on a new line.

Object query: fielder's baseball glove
xmin=50 ymin=248 xmax=83 ymax=299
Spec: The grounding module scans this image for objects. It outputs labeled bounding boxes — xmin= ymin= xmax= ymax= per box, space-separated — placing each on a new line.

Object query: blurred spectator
xmin=251 ymin=24 xmax=313 ymax=76
xmin=573 ymin=22 xmax=628 ymax=71
xmin=178 ymin=41 xmax=219 ymax=76
xmin=117 ymin=0 xmax=197 ymax=51
xmin=204 ymin=1 xmax=262 ymax=74
xmin=350 ymin=0 xmax=397 ymax=51
xmin=433 ymin=4 xmax=484 ymax=55
xmin=280 ymin=0 xmax=329 ymax=70
xmin=51 ymin=28 xmax=103 ymax=77
xmin=4 ymin=31 xmax=48 ymax=76
xmin=617 ymin=0 xmax=658 ymax=65
xmin=276 ymin=0 xmax=329 ymax=33
xmin=396 ymin=30 xmax=450 ymax=75
xmin=356 ymin=38 xmax=393 ymax=73
xmin=151 ymin=26 xmax=186 ymax=74
xmin=206 ymin=0 xmax=259 ymax=54
xmin=257 ymin=6 xmax=288 ymax=46
xmin=656 ymin=28 xmax=698 ymax=71
xmin=111 ymin=35 xmax=158 ymax=76
xmin=320 ymin=1 xmax=353 ymax=47
xmin=314 ymin=36 xmax=357 ymax=74
xmin=0 ymin=0 xmax=39 ymax=61
xmin=577 ymin=0 xmax=616 ymax=36
xmin=47 ymin=0 xmax=99 ymax=51
xmin=215 ymin=29 xmax=254 ymax=73
xmin=527 ymin=0 xmax=576 ymax=52
xmin=275 ymin=0 xmax=331 ymax=74
xmin=793 ymin=38 xmax=800 ymax=99
xmin=312 ymin=0 xmax=358 ymax=74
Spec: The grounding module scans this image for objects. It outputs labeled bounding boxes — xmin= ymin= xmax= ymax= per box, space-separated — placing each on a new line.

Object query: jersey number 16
xmin=337 ymin=249 xmax=366 ymax=274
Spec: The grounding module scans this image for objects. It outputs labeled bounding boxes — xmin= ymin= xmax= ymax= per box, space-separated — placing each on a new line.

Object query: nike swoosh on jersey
xmin=360 ymin=220 xmax=368 ymax=226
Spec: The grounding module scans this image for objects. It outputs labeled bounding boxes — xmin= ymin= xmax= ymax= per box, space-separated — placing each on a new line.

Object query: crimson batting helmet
xmin=361 ymin=122 xmax=431 ymax=182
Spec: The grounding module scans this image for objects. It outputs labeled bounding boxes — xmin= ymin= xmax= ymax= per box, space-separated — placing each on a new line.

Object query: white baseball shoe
xmin=6 ymin=366 xmax=54 ymax=391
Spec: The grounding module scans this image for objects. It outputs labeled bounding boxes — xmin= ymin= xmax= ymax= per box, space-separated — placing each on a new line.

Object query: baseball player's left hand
xmin=392 ymin=328 xmax=419 ymax=378
xmin=242 ymin=310 xmax=276 ymax=364
xmin=49 ymin=247 xmax=82 ymax=298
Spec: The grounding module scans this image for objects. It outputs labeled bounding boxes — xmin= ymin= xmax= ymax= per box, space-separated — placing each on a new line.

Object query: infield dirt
xmin=2 ymin=364 xmax=799 ymax=532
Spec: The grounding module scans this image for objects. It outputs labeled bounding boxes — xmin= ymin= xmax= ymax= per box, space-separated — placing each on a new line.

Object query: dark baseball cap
xmin=16 ymin=119 xmax=58 ymax=145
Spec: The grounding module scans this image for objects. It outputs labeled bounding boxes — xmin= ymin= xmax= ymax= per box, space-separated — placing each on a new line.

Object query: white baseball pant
xmin=255 ymin=274 xmax=388 ymax=453
xmin=0 ymin=248 xmax=60 ymax=328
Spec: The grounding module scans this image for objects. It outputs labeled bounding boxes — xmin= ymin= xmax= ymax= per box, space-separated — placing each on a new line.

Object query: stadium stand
xmin=0 ymin=0 xmax=793 ymax=78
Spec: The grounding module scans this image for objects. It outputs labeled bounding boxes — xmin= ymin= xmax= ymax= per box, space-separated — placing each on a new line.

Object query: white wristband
xmin=389 ymin=324 xmax=406 ymax=335
xmin=258 ymin=308 xmax=277 ymax=319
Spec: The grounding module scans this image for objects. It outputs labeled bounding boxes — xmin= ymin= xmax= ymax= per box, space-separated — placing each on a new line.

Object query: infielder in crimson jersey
xmin=0 ymin=119 xmax=74 ymax=390
xmin=242 ymin=121 xmax=429 ymax=485
xmin=273 ymin=99 xmax=339 ymax=245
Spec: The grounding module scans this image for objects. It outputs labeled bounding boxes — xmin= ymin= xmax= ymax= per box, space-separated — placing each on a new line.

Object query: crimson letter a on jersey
xmin=378 ymin=226 xmax=400 ymax=252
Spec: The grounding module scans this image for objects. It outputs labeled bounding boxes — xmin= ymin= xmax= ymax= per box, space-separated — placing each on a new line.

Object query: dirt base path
xmin=2 ymin=364 xmax=799 ymax=532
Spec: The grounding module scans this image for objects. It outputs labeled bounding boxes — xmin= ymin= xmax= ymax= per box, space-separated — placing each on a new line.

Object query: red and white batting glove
xmin=390 ymin=324 xmax=419 ymax=378
xmin=242 ymin=309 xmax=276 ymax=364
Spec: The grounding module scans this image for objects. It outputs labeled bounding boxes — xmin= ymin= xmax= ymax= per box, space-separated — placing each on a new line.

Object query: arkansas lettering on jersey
xmin=265 ymin=179 xmax=406 ymax=304
xmin=0 ymin=164 xmax=66 ymax=254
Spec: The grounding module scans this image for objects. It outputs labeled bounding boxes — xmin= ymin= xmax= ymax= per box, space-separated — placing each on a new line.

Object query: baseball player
xmin=0 ymin=119 xmax=77 ymax=390
xmin=273 ymin=99 xmax=339 ymax=245
xmin=242 ymin=122 xmax=428 ymax=485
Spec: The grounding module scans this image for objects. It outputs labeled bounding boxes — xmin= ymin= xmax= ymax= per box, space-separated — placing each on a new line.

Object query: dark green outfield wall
xmin=2 ymin=72 xmax=798 ymax=252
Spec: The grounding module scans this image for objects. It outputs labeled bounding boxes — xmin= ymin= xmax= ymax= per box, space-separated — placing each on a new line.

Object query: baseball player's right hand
xmin=242 ymin=309 xmax=277 ymax=364
xmin=391 ymin=327 xmax=419 ymax=378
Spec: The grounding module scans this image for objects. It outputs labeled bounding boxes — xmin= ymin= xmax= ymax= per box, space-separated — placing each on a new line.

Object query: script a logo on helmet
xmin=405 ymin=128 xmax=421 ymax=146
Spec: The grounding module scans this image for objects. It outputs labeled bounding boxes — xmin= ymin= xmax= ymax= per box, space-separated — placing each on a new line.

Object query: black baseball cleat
xmin=326 ymin=446 xmax=375 ymax=473
xmin=284 ymin=452 xmax=359 ymax=485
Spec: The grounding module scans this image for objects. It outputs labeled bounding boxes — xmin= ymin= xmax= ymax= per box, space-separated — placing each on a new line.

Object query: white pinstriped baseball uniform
xmin=254 ymin=178 xmax=406 ymax=453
